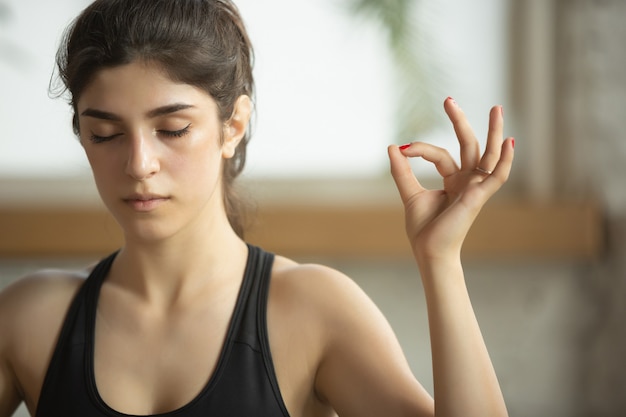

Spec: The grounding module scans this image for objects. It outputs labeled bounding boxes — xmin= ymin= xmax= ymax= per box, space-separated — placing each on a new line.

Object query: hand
xmin=388 ymin=97 xmax=515 ymax=261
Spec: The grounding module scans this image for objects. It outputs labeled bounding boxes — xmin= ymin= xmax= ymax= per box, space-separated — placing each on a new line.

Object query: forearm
xmin=417 ymin=255 xmax=508 ymax=417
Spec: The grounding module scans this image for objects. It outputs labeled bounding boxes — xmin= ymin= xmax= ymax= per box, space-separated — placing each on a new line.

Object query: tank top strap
xmin=254 ymin=246 xmax=286 ymax=410
xmin=35 ymin=251 xmax=118 ymax=417
xmin=230 ymin=244 xmax=275 ymax=350
xmin=230 ymin=244 xmax=286 ymax=412
xmin=84 ymin=251 xmax=118 ymax=349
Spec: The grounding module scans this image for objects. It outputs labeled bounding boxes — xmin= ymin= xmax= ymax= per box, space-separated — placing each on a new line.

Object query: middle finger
xmin=444 ymin=97 xmax=480 ymax=170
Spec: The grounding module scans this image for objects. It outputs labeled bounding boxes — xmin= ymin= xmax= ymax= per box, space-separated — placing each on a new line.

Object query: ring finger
xmin=476 ymin=105 xmax=504 ymax=174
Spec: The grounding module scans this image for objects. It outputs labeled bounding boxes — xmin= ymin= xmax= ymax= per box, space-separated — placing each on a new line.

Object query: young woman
xmin=0 ymin=0 xmax=514 ymax=416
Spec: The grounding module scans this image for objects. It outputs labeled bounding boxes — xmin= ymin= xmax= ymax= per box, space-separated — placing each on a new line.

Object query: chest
xmin=90 ymin=293 xmax=325 ymax=417
xmin=93 ymin=306 xmax=228 ymax=414
xmin=91 ymin=280 xmax=326 ymax=417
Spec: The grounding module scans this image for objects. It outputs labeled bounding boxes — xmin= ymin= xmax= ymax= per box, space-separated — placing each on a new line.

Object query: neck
xmin=108 ymin=214 xmax=249 ymax=308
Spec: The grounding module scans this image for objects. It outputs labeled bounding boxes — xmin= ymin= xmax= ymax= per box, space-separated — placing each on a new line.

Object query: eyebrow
xmin=80 ymin=103 xmax=196 ymax=120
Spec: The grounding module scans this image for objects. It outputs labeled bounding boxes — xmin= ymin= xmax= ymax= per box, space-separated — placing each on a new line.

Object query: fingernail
xmin=399 ymin=143 xmax=411 ymax=150
xmin=447 ymin=96 xmax=457 ymax=106
xmin=511 ymin=138 xmax=515 ymax=148
xmin=500 ymin=105 xmax=504 ymax=117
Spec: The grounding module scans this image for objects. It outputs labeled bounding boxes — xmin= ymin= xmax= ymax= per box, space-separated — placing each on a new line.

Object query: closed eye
xmin=159 ymin=123 xmax=191 ymax=138
xmin=88 ymin=124 xmax=191 ymax=143
xmin=90 ymin=132 xmax=122 ymax=143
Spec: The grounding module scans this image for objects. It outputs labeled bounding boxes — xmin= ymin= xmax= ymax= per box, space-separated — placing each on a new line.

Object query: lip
xmin=123 ymin=193 xmax=170 ymax=212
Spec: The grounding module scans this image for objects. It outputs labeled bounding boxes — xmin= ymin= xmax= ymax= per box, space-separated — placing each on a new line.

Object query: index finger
xmin=387 ymin=144 xmax=425 ymax=205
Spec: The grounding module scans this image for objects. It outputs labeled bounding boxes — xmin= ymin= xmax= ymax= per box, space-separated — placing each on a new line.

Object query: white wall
xmin=0 ymin=0 xmax=89 ymax=177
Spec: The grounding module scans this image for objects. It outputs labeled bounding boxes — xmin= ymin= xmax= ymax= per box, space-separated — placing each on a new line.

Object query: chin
xmin=113 ymin=214 xmax=181 ymax=244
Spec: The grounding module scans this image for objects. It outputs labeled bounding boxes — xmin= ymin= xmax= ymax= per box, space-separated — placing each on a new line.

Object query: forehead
xmin=77 ymin=61 xmax=215 ymax=114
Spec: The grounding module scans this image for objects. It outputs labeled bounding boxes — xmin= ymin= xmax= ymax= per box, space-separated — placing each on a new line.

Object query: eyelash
xmin=89 ymin=133 xmax=120 ymax=144
xmin=161 ymin=124 xmax=191 ymax=138
xmin=89 ymin=124 xmax=191 ymax=143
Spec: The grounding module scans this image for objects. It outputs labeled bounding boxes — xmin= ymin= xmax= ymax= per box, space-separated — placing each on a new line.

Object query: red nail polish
xmin=511 ymin=138 xmax=515 ymax=148
xmin=399 ymin=143 xmax=411 ymax=150
xmin=446 ymin=96 xmax=457 ymax=105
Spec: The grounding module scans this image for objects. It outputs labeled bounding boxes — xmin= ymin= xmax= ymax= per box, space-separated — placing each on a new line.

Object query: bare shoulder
xmin=270 ymin=255 xmax=372 ymax=314
xmin=268 ymin=254 xmax=392 ymax=343
xmin=0 ymin=267 xmax=90 ymax=353
xmin=271 ymin=255 xmax=364 ymax=293
xmin=0 ymin=267 xmax=91 ymax=412
xmin=0 ymin=268 xmax=89 ymax=325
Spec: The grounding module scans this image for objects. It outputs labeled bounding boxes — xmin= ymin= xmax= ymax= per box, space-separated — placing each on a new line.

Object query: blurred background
xmin=1 ymin=0 xmax=624 ymax=416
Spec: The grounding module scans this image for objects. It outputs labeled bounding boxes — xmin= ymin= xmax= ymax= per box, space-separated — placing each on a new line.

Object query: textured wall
xmin=556 ymin=0 xmax=626 ymax=212
xmin=555 ymin=1 xmax=626 ymax=415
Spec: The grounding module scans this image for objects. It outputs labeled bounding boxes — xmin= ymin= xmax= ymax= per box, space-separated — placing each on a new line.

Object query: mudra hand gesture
xmin=388 ymin=97 xmax=515 ymax=261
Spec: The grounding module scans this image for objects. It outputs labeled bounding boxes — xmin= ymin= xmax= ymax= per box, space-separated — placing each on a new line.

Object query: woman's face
xmin=76 ymin=61 xmax=245 ymax=242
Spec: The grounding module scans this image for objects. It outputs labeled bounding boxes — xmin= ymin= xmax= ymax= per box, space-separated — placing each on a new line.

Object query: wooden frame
xmin=0 ymin=200 xmax=604 ymax=260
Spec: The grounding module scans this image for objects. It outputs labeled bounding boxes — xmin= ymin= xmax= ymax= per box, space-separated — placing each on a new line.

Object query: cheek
xmin=83 ymin=148 xmax=109 ymax=176
xmin=171 ymin=139 xmax=224 ymax=181
xmin=84 ymin=147 xmax=122 ymax=178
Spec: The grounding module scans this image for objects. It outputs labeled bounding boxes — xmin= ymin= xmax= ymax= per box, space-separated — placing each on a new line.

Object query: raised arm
xmin=388 ymin=97 xmax=514 ymax=416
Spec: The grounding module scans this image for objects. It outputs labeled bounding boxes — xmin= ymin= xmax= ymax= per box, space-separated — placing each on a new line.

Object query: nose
xmin=125 ymin=131 xmax=160 ymax=180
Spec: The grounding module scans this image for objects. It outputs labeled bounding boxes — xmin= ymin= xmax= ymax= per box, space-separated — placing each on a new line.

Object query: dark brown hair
xmin=54 ymin=0 xmax=255 ymax=237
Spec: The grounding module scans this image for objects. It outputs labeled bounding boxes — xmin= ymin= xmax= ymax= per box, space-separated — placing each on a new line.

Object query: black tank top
xmin=35 ymin=244 xmax=291 ymax=417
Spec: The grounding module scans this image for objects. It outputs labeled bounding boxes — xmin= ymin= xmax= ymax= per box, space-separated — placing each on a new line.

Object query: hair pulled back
xmin=54 ymin=0 xmax=255 ymax=237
